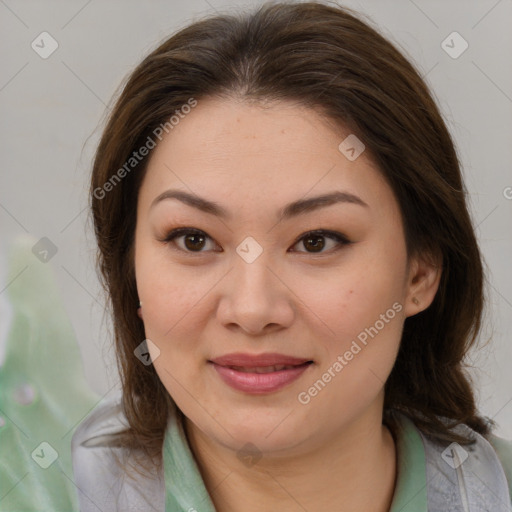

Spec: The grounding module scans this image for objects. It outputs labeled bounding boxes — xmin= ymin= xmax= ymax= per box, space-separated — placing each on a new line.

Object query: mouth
xmin=224 ymin=363 xmax=313 ymax=373
xmin=209 ymin=352 xmax=313 ymax=367
xmin=208 ymin=354 xmax=314 ymax=394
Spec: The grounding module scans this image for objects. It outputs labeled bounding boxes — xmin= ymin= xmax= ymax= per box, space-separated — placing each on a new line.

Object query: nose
xmin=216 ymin=250 xmax=295 ymax=336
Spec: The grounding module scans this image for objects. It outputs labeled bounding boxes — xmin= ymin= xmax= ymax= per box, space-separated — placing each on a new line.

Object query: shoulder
xmin=71 ymin=392 xmax=165 ymax=512
xmin=71 ymin=392 xmax=128 ymax=450
xmin=488 ymin=432 xmax=512 ymax=500
xmin=395 ymin=412 xmax=512 ymax=509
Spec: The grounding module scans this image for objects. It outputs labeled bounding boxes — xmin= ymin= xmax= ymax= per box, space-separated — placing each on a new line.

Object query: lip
xmin=208 ymin=352 xmax=313 ymax=394
xmin=210 ymin=352 xmax=312 ymax=367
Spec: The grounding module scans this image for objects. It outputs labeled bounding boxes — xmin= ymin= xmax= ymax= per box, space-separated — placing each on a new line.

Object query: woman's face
xmin=134 ymin=97 xmax=428 ymax=454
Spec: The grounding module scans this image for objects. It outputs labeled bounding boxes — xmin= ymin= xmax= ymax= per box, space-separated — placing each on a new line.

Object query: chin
xmin=209 ymin=415 xmax=307 ymax=453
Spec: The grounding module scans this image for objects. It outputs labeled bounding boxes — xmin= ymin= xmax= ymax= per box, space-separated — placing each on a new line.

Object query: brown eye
xmin=160 ymin=228 xmax=350 ymax=255
xmin=183 ymin=232 xmax=206 ymax=251
xmin=302 ymin=234 xmax=326 ymax=252
xmin=162 ymin=228 xmax=218 ymax=253
xmin=291 ymin=230 xmax=351 ymax=254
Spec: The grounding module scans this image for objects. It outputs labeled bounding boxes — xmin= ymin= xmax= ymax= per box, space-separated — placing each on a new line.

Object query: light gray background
xmin=1 ymin=0 xmax=511 ymax=437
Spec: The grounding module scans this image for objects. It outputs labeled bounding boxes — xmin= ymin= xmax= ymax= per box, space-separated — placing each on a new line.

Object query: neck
xmin=184 ymin=401 xmax=397 ymax=512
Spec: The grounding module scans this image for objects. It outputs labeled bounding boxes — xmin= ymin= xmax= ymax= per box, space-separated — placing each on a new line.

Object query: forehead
xmin=138 ymin=96 xmax=398 ymax=221
xmin=148 ymin=96 xmax=349 ymax=166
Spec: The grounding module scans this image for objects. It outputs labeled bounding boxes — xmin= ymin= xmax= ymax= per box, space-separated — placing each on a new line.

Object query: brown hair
xmin=90 ymin=0 xmax=494 ymax=470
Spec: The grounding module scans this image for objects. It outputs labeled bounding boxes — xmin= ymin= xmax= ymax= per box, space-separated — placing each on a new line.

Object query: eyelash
xmin=159 ymin=227 xmax=352 ymax=255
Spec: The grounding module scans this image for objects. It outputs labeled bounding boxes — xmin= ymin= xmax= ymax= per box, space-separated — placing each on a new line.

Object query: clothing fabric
xmin=71 ymin=392 xmax=512 ymax=512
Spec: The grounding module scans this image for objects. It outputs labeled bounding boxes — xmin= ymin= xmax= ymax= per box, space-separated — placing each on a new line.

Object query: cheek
xmin=139 ymin=268 xmax=209 ymax=403
xmin=308 ymin=258 xmax=405 ymax=336
xmin=307 ymin=245 xmax=406 ymax=373
xmin=297 ymin=270 xmax=404 ymax=421
xmin=136 ymin=242 xmax=207 ymax=335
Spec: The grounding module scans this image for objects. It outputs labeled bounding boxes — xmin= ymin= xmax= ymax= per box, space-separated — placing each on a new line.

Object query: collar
xmin=389 ymin=413 xmax=427 ymax=511
xmin=163 ymin=409 xmax=427 ymax=511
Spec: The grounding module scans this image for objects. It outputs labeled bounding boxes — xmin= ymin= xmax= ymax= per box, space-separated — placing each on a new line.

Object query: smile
xmin=227 ymin=364 xmax=300 ymax=373
xmin=209 ymin=360 xmax=313 ymax=394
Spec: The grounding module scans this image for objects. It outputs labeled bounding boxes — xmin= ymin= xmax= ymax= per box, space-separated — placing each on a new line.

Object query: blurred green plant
xmin=0 ymin=234 xmax=99 ymax=511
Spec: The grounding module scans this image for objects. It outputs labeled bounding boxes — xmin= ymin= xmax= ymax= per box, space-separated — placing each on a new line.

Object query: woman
xmin=72 ymin=2 xmax=512 ymax=510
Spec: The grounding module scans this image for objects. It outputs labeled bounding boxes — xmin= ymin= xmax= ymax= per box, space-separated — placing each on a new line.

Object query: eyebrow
xmin=150 ymin=189 xmax=368 ymax=221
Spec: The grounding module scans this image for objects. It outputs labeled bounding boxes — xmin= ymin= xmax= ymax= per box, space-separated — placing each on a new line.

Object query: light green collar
xmin=163 ymin=407 xmax=217 ymax=511
xmin=163 ymin=409 xmax=427 ymax=511
xmin=389 ymin=413 xmax=427 ymax=512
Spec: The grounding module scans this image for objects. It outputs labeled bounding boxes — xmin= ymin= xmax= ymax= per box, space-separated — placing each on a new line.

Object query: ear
xmin=137 ymin=307 xmax=143 ymax=320
xmin=403 ymin=250 xmax=442 ymax=318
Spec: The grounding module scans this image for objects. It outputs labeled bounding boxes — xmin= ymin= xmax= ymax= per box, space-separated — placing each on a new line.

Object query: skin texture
xmin=134 ymin=97 xmax=441 ymax=511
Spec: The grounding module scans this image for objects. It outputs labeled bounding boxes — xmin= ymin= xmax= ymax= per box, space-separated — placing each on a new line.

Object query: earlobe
xmin=137 ymin=300 xmax=143 ymax=320
xmin=404 ymin=253 xmax=442 ymax=317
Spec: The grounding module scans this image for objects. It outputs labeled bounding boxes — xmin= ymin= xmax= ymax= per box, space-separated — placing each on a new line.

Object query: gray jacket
xmin=71 ymin=394 xmax=512 ymax=511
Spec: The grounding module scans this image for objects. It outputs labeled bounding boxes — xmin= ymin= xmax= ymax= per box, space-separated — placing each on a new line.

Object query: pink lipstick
xmin=209 ymin=352 xmax=313 ymax=394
